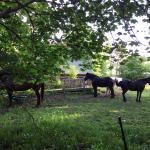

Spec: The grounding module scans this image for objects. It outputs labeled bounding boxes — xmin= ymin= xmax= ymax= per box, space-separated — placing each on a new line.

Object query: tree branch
xmin=133 ymin=0 xmax=150 ymax=22
xmin=0 ymin=0 xmax=47 ymax=18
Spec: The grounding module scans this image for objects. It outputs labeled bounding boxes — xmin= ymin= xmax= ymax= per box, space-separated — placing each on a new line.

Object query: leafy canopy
xmin=0 ymin=0 xmax=149 ymax=81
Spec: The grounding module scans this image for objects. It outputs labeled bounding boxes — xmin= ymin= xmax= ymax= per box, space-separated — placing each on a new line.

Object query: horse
xmin=115 ymin=78 xmax=150 ymax=102
xmin=0 ymin=73 xmax=44 ymax=107
xmin=84 ymin=73 xmax=115 ymax=98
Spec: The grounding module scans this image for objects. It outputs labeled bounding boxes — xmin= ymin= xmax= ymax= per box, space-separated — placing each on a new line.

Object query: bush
xmin=69 ymin=65 xmax=79 ymax=79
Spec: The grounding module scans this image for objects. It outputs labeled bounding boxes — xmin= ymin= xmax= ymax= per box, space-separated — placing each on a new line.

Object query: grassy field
xmin=0 ymin=87 xmax=150 ymax=150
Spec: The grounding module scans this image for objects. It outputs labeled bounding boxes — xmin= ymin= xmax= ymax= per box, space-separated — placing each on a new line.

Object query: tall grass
xmin=0 ymin=89 xmax=150 ymax=150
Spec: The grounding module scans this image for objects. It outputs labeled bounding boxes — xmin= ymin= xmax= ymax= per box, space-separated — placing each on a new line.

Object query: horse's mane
xmin=86 ymin=73 xmax=99 ymax=78
xmin=138 ymin=77 xmax=150 ymax=81
xmin=116 ymin=77 xmax=150 ymax=87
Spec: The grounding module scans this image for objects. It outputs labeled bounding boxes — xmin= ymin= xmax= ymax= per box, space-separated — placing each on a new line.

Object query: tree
xmin=142 ymin=60 xmax=150 ymax=77
xmin=0 ymin=0 xmax=149 ymax=82
xmin=118 ymin=55 xmax=146 ymax=79
xmin=80 ymin=45 xmax=113 ymax=76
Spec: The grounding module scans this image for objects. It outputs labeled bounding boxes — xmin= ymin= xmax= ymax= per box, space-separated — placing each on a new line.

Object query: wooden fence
xmin=45 ymin=77 xmax=92 ymax=92
xmin=61 ymin=78 xmax=91 ymax=89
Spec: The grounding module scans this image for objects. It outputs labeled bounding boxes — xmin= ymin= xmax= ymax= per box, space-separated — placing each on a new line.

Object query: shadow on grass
xmin=0 ymin=89 xmax=150 ymax=150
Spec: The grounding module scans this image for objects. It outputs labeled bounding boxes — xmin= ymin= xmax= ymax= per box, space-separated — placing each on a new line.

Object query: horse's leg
xmin=136 ymin=91 xmax=139 ymax=102
xmin=40 ymin=83 xmax=44 ymax=101
xmin=138 ymin=91 xmax=142 ymax=102
xmin=104 ymin=87 xmax=109 ymax=96
xmin=109 ymin=87 xmax=115 ymax=98
xmin=6 ymin=89 xmax=13 ymax=106
xmin=93 ymin=86 xmax=97 ymax=97
xmin=34 ymin=88 xmax=41 ymax=107
xmin=122 ymin=89 xmax=127 ymax=102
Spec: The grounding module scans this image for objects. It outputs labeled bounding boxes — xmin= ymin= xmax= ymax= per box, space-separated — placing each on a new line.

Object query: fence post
xmin=118 ymin=117 xmax=128 ymax=150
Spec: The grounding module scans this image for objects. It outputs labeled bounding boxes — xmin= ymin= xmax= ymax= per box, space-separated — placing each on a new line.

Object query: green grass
xmin=0 ymin=88 xmax=150 ymax=150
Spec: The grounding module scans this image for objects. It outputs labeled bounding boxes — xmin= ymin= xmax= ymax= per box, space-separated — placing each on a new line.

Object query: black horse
xmin=115 ymin=78 xmax=150 ymax=102
xmin=84 ymin=73 xmax=115 ymax=98
xmin=0 ymin=72 xmax=44 ymax=107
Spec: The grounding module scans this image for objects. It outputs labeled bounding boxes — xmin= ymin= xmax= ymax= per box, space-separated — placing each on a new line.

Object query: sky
xmin=69 ymin=17 xmax=150 ymax=73
xmin=107 ymin=16 xmax=150 ymax=56
xmin=54 ymin=15 xmax=150 ymax=56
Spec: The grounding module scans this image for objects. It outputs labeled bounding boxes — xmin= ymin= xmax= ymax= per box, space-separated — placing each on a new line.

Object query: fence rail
xmin=45 ymin=77 xmax=92 ymax=91
xmin=61 ymin=78 xmax=91 ymax=89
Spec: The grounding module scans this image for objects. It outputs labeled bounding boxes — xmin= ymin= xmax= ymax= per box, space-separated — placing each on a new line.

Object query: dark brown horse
xmin=84 ymin=73 xmax=115 ymax=98
xmin=0 ymin=71 xmax=44 ymax=106
xmin=116 ymin=78 xmax=150 ymax=102
xmin=0 ymin=82 xmax=44 ymax=107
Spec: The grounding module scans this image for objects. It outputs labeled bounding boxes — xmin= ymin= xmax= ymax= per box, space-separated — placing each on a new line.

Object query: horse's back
xmin=119 ymin=80 xmax=145 ymax=91
xmin=12 ymin=83 xmax=34 ymax=91
xmin=92 ymin=77 xmax=114 ymax=87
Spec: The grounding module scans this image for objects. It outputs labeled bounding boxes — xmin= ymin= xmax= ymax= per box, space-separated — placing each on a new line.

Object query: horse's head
xmin=84 ymin=73 xmax=99 ymax=81
xmin=139 ymin=77 xmax=150 ymax=85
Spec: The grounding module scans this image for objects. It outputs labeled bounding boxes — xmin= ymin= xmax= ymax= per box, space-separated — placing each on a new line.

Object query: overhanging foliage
xmin=0 ymin=0 xmax=149 ymax=81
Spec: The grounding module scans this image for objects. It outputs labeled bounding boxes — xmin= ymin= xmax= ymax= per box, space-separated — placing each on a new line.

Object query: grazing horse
xmin=115 ymin=78 xmax=150 ymax=102
xmin=0 ymin=73 xmax=44 ymax=106
xmin=84 ymin=73 xmax=115 ymax=98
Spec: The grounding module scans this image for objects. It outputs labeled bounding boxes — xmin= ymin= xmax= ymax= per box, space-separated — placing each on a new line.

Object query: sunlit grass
xmin=0 ymin=88 xmax=150 ymax=149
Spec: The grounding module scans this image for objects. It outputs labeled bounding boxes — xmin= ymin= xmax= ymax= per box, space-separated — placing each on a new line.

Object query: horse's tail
xmin=41 ymin=83 xmax=44 ymax=100
xmin=109 ymin=77 xmax=115 ymax=87
xmin=115 ymin=79 xmax=120 ymax=86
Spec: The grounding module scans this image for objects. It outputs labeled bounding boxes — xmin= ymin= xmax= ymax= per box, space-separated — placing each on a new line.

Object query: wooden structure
xmin=60 ymin=77 xmax=91 ymax=93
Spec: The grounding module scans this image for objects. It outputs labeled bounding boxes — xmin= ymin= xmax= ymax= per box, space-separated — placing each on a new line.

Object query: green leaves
xmin=119 ymin=56 xmax=147 ymax=79
xmin=0 ymin=0 xmax=149 ymax=81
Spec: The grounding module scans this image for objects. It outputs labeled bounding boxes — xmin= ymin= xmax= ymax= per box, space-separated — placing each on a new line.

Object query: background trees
xmin=119 ymin=55 xmax=145 ymax=79
xmin=118 ymin=54 xmax=150 ymax=79
xmin=0 ymin=0 xmax=150 ymax=81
